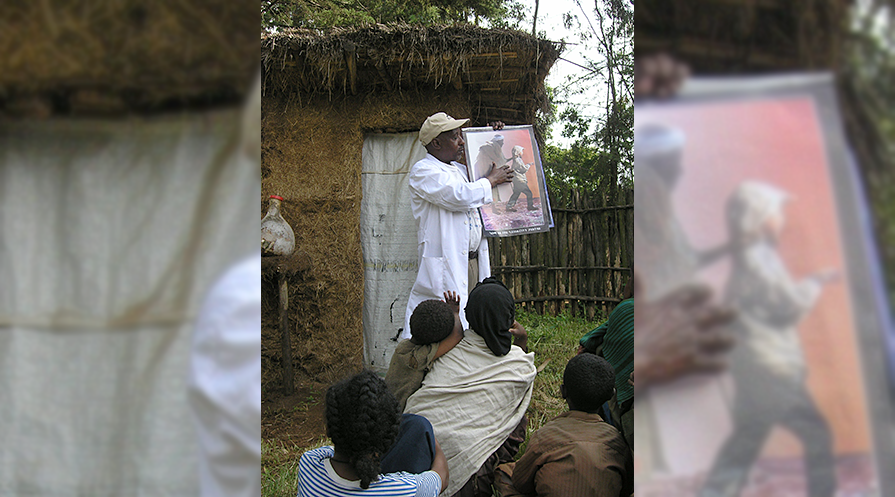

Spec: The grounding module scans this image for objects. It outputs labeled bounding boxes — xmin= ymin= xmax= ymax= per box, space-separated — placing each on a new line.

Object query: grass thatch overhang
xmin=635 ymin=0 xmax=850 ymax=73
xmin=0 ymin=1 xmax=260 ymax=117
xmin=634 ymin=0 xmax=895 ymax=179
xmin=261 ymin=24 xmax=563 ymax=127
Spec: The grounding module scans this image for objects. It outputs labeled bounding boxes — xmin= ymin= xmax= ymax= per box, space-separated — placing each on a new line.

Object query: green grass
xmin=515 ymin=309 xmax=602 ymax=455
xmin=261 ymin=308 xmax=602 ymax=497
xmin=263 ymin=436 xmax=330 ymax=497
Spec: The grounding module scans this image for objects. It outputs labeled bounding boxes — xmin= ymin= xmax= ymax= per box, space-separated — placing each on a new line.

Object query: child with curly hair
xmin=386 ymin=291 xmax=465 ymax=412
xmin=297 ymin=370 xmax=449 ymax=496
xmin=497 ymin=354 xmax=633 ymax=497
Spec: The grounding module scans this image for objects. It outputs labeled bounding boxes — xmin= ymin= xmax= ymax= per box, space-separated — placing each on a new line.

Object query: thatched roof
xmin=262 ymin=24 xmax=562 ymax=125
xmin=0 ymin=1 xmax=260 ymax=117
xmin=635 ymin=0 xmax=851 ymax=73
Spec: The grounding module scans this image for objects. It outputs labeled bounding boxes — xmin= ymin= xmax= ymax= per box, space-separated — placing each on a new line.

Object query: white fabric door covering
xmin=360 ymin=133 xmax=427 ymax=373
xmin=0 ymin=111 xmax=259 ymax=495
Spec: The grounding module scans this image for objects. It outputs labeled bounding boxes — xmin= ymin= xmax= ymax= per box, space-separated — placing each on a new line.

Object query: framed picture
xmin=634 ymin=74 xmax=895 ymax=496
xmin=461 ymin=125 xmax=554 ymax=237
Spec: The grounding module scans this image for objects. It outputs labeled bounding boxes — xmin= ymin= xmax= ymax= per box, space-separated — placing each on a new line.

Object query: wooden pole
xmin=279 ymin=273 xmax=294 ymax=395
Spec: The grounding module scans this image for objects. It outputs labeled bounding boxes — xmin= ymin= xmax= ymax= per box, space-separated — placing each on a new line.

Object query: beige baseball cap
xmin=419 ymin=112 xmax=470 ymax=145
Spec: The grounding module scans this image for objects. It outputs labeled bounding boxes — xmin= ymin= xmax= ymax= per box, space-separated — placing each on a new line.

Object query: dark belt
xmin=468 ymin=250 xmax=478 ymax=260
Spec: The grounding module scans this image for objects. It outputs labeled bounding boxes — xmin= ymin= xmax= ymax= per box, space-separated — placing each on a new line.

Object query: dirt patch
xmin=262 ymin=381 xmax=328 ymax=449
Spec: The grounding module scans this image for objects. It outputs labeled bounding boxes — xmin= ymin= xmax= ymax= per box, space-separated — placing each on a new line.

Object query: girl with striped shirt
xmin=297 ymin=370 xmax=448 ymax=496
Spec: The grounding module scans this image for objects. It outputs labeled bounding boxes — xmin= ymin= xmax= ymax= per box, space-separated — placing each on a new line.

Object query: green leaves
xmin=261 ymin=0 xmax=527 ymax=30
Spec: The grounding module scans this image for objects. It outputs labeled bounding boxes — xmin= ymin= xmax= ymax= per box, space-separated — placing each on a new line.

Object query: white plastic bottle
xmin=261 ymin=195 xmax=295 ymax=256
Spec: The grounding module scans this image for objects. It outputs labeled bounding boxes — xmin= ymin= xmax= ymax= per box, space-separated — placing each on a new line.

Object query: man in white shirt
xmin=188 ymin=251 xmax=262 ymax=497
xmin=402 ymin=112 xmax=513 ymax=338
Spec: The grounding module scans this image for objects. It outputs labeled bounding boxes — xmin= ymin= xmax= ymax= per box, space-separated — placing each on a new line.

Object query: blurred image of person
xmin=474 ymin=134 xmax=512 ymax=214
xmin=633 ymin=53 xmax=737 ymax=390
xmin=634 ymin=53 xmax=745 ymax=478
xmin=635 ymin=123 xmax=746 ymax=301
xmin=700 ymin=181 xmax=839 ymax=497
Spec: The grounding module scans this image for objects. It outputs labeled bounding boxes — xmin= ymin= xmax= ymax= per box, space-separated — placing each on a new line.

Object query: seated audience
xmin=386 ymin=291 xmax=464 ymax=412
xmin=405 ymin=278 xmax=535 ymax=497
xmin=578 ymin=295 xmax=634 ymax=448
xmin=297 ymin=370 xmax=449 ymax=496
xmin=497 ymin=354 xmax=633 ymax=497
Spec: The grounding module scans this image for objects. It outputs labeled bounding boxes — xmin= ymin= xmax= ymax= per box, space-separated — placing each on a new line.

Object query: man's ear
xmin=429 ymin=136 xmax=441 ymax=150
xmin=560 ymin=384 xmax=567 ymax=400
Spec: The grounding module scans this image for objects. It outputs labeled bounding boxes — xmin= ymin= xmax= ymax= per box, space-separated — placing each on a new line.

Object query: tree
xmin=261 ymin=0 xmax=525 ymax=30
xmin=541 ymin=0 xmax=633 ymax=195
xmin=844 ymin=1 xmax=895 ymax=301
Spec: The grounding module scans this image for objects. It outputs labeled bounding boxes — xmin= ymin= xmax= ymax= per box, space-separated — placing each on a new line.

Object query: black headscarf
xmin=465 ymin=277 xmax=515 ymax=356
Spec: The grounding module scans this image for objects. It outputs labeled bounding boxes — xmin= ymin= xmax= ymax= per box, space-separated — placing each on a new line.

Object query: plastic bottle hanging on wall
xmin=261 ymin=195 xmax=295 ymax=257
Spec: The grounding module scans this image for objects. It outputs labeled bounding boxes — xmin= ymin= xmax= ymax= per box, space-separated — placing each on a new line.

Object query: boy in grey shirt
xmin=386 ymin=291 xmax=464 ymax=411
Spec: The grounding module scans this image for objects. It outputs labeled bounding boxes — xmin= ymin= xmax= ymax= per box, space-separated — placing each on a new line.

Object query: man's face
xmin=430 ymin=128 xmax=465 ymax=164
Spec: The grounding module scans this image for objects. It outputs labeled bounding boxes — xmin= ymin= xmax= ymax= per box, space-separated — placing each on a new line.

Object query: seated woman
xmin=405 ymin=278 xmax=536 ymax=497
xmin=297 ymin=370 xmax=449 ymax=496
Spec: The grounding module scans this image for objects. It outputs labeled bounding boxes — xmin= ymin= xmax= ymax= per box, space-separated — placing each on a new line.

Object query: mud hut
xmin=0 ymin=2 xmax=259 ymax=494
xmin=0 ymin=2 xmax=258 ymax=116
xmin=261 ymin=24 xmax=561 ymax=390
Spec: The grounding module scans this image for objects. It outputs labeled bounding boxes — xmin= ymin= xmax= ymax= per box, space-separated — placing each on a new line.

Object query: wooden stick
xmin=279 ymin=273 xmax=294 ymax=396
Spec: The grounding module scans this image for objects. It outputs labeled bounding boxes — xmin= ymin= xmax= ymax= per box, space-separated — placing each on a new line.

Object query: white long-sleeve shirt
xmin=188 ymin=251 xmax=261 ymax=497
xmin=403 ymin=154 xmax=493 ymax=337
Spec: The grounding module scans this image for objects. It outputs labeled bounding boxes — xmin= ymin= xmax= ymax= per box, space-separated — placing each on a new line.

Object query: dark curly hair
xmin=563 ymin=353 xmax=615 ymax=413
xmin=325 ymin=370 xmax=401 ymax=489
xmin=409 ymin=299 xmax=455 ymax=345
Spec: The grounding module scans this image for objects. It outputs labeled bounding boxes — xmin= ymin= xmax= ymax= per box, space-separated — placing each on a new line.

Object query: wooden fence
xmin=488 ymin=186 xmax=633 ymax=320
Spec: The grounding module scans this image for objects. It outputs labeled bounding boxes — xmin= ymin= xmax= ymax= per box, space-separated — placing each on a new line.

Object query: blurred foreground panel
xmin=0 ymin=2 xmax=260 ymax=495
xmin=634 ymin=74 xmax=895 ymax=497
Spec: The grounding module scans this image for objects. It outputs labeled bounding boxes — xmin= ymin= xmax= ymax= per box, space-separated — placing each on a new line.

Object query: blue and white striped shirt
xmin=297 ymin=446 xmax=442 ymax=497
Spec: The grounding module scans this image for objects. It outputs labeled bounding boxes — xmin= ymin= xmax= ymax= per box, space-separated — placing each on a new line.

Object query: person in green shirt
xmin=579 ymin=297 xmax=634 ymax=449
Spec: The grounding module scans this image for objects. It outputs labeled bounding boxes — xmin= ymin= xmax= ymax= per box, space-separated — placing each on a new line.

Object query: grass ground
xmin=262 ymin=308 xmax=602 ymax=497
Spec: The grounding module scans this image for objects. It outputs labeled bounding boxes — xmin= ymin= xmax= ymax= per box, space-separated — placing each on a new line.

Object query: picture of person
xmin=474 ymin=134 xmax=512 ymax=214
xmin=462 ymin=125 xmax=553 ymax=236
xmin=505 ymin=146 xmax=537 ymax=212
xmin=699 ymin=181 xmax=840 ymax=497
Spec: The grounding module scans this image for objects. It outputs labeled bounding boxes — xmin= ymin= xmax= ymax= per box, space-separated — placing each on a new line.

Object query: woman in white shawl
xmin=700 ymin=181 xmax=838 ymax=497
xmin=405 ymin=278 xmax=536 ymax=497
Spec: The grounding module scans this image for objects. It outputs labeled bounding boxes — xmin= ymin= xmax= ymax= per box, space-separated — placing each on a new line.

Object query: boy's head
xmin=561 ymin=353 xmax=615 ymax=413
xmin=409 ymin=299 xmax=458 ymax=345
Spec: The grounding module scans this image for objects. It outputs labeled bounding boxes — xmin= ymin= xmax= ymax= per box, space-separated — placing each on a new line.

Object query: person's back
xmin=498 ymin=354 xmax=633 ymax=497
xmin=386 ymin=294 xmax=464 ymax=412
xmin=297 ymin=370 xmax=449 ymax=497
xmin=299 ymin=446 xmax=438 ymax=496
xmin=405 ymin=278 xmax=536 ymax=496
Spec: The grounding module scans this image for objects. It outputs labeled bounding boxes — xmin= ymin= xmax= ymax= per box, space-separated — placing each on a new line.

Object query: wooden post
xmin=534 ymin=232 xmax=544 ymax=315
xmin=279 ymin=273 xmax=294 ymax=396
xmin=343 ymin=40 xmax=357 ymax=95
xmin=570 ymin=189 xmax=580 ymax=317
